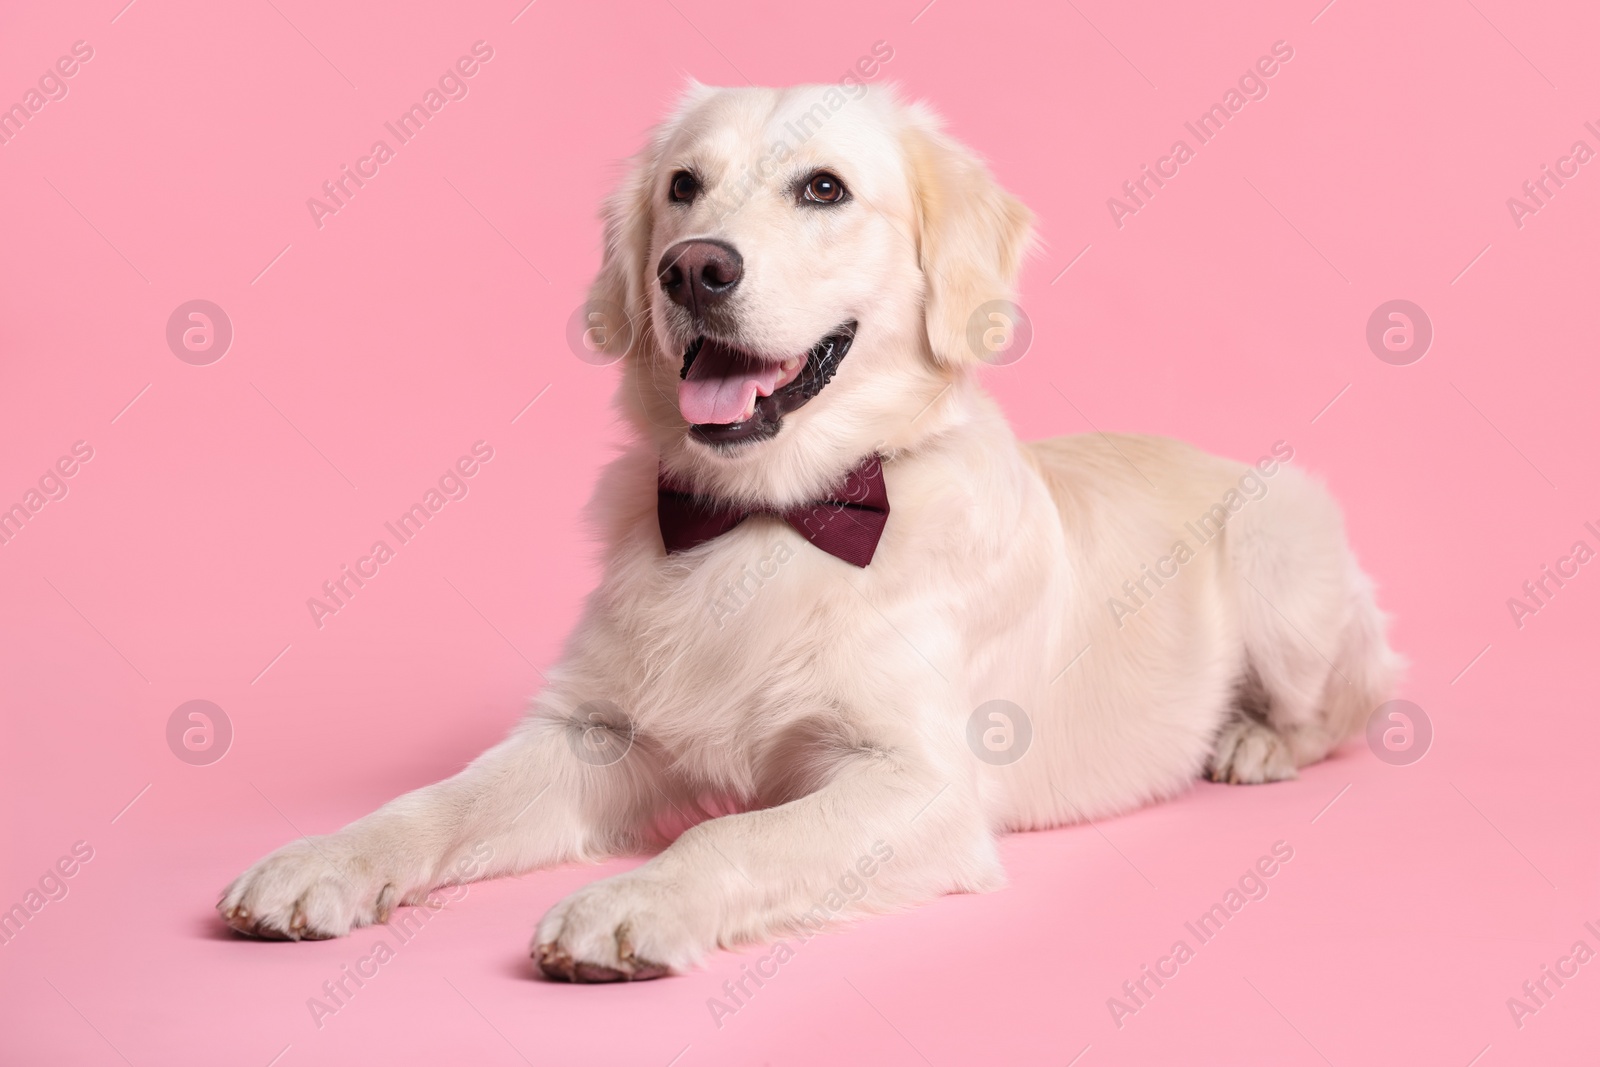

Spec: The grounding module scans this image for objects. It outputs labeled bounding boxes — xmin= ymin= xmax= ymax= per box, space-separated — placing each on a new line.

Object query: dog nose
xmin=657 ymin=239 xmax=743 ymax=316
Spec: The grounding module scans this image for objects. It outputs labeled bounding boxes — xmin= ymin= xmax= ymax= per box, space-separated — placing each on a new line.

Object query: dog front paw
xmin=1208 ymin=719 xmax=1298 ymax=784
xmin=532 ymin=872 xmax=710 ymax=982
xmin=219 ymin=836 xmax=396 ymax=941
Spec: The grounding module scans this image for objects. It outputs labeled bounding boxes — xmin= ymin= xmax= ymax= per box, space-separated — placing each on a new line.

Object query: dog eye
xmin=801 ymin=172 xmax=847 ymax=204
xmin=669 ymin=171 xmax=699 ymax=203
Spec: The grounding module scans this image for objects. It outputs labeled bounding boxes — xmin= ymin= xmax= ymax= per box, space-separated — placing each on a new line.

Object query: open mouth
xmin=677 ymin=321 xmax=857 ymax=447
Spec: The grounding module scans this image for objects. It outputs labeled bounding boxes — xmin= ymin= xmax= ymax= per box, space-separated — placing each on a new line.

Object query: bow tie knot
xmin=657 ymin=455 xmax=890 ymax=567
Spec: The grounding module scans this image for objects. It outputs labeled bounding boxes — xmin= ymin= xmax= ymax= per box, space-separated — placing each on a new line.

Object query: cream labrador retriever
xmin=221 ymin=83 xmax=1400 ymax=981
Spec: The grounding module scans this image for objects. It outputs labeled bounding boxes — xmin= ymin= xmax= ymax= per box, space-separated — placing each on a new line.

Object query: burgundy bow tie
xmin=657 ymin=455 xmax=890 ymax=567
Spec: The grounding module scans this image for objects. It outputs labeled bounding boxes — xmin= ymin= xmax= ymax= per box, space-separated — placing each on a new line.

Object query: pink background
xmin=2 ymin=0 xmax=1597 ymax=1063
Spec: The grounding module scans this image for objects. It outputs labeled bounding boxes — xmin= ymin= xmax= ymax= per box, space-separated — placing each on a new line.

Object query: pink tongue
xmin=678 ymin=341 xmax=790 ymax=426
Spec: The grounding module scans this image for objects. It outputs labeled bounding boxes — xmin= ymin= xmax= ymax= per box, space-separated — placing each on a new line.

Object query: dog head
xmin=586 ymin=83 xmax=1033 ymax=503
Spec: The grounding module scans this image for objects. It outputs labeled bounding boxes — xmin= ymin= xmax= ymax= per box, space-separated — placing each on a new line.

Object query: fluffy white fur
xmin=221 ymin=84 xmax=1400 ymax=981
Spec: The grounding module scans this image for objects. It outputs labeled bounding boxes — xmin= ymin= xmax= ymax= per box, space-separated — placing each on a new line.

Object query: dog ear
xmin=583 ymin=142 xmax=659 ymax=363
xmin=586 ymin=83 xmax=719 ymax=363
xmin=902 ymin=107 xmax=1035 ymax=367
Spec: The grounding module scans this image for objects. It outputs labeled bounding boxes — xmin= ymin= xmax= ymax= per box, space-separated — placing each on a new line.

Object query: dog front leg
xmin=534 ymin=748 xmax=1000 ymax=981
xmin=220 ymin=713 xmax=660 ymax=940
